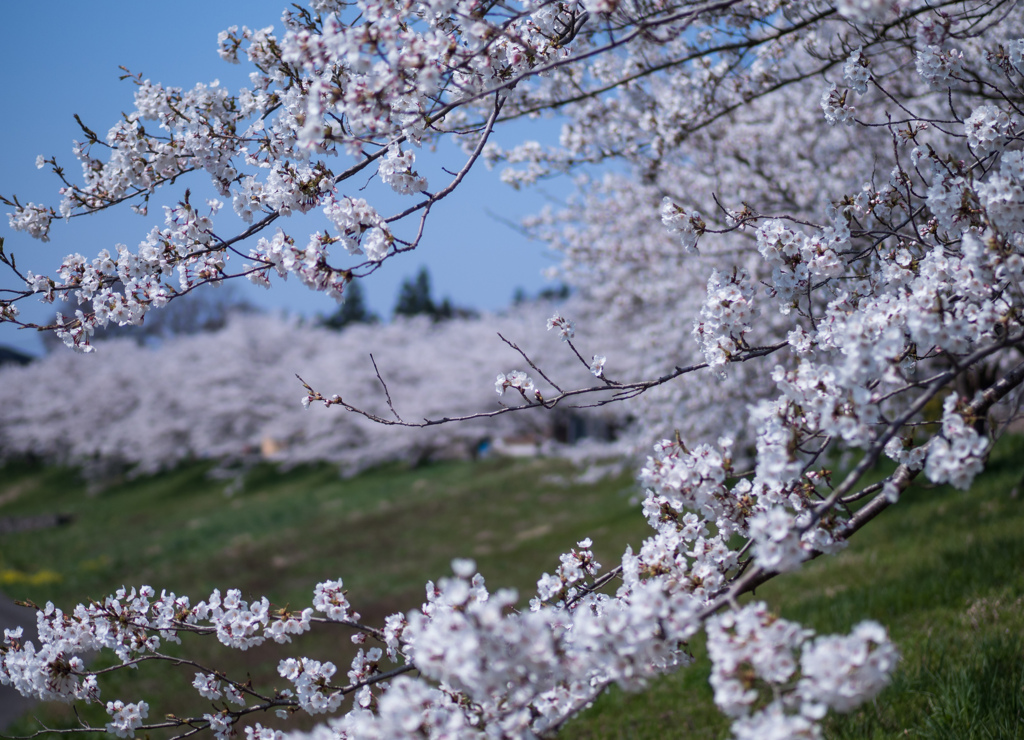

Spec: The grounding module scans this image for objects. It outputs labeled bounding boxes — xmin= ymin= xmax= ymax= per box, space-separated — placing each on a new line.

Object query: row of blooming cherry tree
xmin=0 ymin=306 xmax=630 ymax=479
xmin=3 ymin=0 xmax=1024 ymax=736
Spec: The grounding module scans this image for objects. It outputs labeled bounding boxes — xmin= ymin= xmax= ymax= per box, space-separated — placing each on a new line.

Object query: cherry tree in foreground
xmin=3 ymin=0 xmax=1024 ymax=736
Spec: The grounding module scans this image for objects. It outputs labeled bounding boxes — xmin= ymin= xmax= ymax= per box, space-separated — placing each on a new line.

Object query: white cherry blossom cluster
xmin=964 ymin=104 xmax=1015 ymax=154
xmin=707 ymin=603 xmax=896 ymax=738
xmin=8 ymin=1 xmax=1024 ymax=738
xmin=915 ymin=45 xmax=964 ymax=88
xmin=1004 ymin=39 xmax=1024 ymax=75
xmin=659 ymin=197 xmax=704 ymax=254
xmin=798 ymin=620 xmax=898 ymax=715
xmin=2 ymin=0 xmax=585 ymax=336
xmin=842 ymin=47 xmax=871 ymax=94
xmin=105 ymin=700 xmax=150 ymax=739
xmin=923 ymin=393 xmax=989 ymax=490
xmin=820 ymin=83 xmax=855 ymax=126
xmin=545 ymin=312 xmax=575 ymax=341
xmin=279 ymin=657 xmax=344 ymax=714
xmin=7 ymin=202 xmax=54 ymax=242
xmin=313 ymin=579 xmax=355 ymax=622
xmin=693 ymin=268 xmax=758 ymax=369
xmin=747 ymin=507 xmax=808 ymax=574
xmin=378 ymin=147 xmax=428 ymax=195
xmin=494 ymin=370 xmax=537 ymax=397
xmin=347 ymin=648 xmax=384 ymax=708
xmin=532 ymin=538 xmax=599 ymax=606
xmin=756 ymin=216 xmax=847 ymax=315
xmin=1 ymin=464 xmax=897 ymax=740
xmin=322 ymin=196 xmax=393 ymax=262
xmin=193 ymin=672 xmax=229 ymax=702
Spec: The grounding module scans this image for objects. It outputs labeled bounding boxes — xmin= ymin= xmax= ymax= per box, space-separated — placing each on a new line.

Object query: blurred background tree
xmin=320 ymin=280 xmax=379 ymax=330
xmin=393 ymin=267 xmax=477 ymax=321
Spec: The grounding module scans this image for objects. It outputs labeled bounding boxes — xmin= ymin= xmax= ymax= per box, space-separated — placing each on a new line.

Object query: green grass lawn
xmin=2 ymin=436 xmax=1023 ymax=738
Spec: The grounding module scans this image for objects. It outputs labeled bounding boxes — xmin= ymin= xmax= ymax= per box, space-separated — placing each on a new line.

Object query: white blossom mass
xmin=2 ymin=0 xmax=1023 ymax=737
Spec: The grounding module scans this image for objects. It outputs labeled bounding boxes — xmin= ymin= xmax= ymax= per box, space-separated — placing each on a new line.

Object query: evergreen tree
xmin=320 ymin=279 xmax=377 ymax=330
xmin=393 ymin=267 xmax=437 ymax=318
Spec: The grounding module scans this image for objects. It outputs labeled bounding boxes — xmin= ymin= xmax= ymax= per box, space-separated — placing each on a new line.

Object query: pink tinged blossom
xmin=313 ymin=579 xmax=353 ymax=621
xmin=797 ymin=621 xmax=898 ymax=715
xmin=749 ymin=507 xmax=807 ymax=573
xmin=245 ymin=724 xmax=285 ymax=740
xmin=916 ymin=45 xmax=963 ymax=88
xmin=204 ymin=713 xmax=233 ymax=739
xmin=104 ymin=700 xmax=149 ymax=738
xmin=223 ymin=683 xmax=246 ymax=706
xmin=193 ymin=672 xmax=222 ymax=700
xmin=964 ymin=104 xmax=1013 ymax=154
xmin=546 ymin=312 xmax=575 ymax=341
xmin=7 ymin=202 xmax=54 ymax=242
xmin=379 ymin=146 xmax=428 ymax=194
xmin=843 ymin=47 xmax=870 ymax=94
xmin=820 ymin=83 xmax=854 ymax=126
xmin=924 ymin=393 xmax=988 ymax=490
xmin=660 ymin=197 xmax=703 ymax=253
xmin=693 ymin=268 xmax=758 ymax=370
xmin=496 ymin=369 xmax=536 ymax=395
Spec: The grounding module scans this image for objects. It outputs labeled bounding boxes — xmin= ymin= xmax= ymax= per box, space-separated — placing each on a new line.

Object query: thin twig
xmin=498 ymin=332 xmax=564 ymax=393
xmin=300 ymin=342 xmax=788 ymax=428
xmin=370 ymin=354 xmax=402 ymax=422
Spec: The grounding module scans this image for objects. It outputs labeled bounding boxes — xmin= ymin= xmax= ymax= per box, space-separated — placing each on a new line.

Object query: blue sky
xmin=0 ymin=2 xmax=567 ymax=355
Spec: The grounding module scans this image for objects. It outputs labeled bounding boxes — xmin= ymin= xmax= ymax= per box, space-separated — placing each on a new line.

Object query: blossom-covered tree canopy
xmin=4 ymin=0 xmax=1024 ymax=737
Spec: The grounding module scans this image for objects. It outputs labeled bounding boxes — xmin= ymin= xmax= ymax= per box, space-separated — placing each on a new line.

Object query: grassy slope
xmin=2 ymin=436 xmax=1023 ymax=738
xmin=0 ymin=456 xmax=646 ymax=737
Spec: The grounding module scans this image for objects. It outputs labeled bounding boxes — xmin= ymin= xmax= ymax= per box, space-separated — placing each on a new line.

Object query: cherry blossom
xmin=4 ymin=0 xmax=1024 ymax=737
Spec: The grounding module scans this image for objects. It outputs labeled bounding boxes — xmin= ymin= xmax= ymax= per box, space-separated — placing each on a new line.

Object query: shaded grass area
xmin=0 ymin=458 xmax=642 ymax=608
xmin=565 ymin=437 xmax=1024 ymax=739
xmin=3 ymin=434 xmax=1024 ymax=738
xmin=0 ymin=456 xmax=646 ymax=737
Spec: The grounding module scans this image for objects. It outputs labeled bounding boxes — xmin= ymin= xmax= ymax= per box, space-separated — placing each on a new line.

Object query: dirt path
xmin=0 ymin=593 xmax=38 ymax=730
